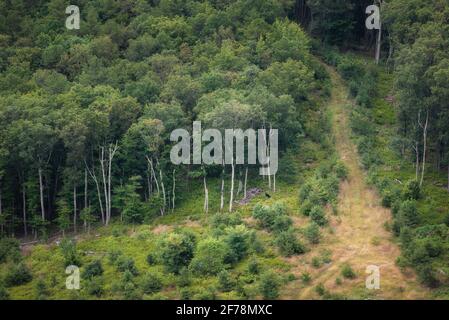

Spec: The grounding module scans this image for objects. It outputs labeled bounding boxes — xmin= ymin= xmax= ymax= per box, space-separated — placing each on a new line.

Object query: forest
xmin=0 ymin=0 xmax=449 ymax=300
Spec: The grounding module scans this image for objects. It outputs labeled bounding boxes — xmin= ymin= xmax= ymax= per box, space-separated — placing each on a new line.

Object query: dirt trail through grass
xmin=283 ymin=65 xmax=429 ymax=299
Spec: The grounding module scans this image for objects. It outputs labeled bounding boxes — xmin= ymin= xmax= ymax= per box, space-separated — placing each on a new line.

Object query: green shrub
xmin=218 ymin=270 xmax=234 ymax=292
xmin=141 ymin=272 xmax=163 ymax=294
xmin=312 ymin=257 xmax=322 ymax=268
xmin=275 ymin=229 xmax=306 ymax=256
xmin=0 ymin=238 xmax=21 ymax=264
xmin=4 ymin=263 xmax=33 ymax=287
xmin=211 ymin=212 xmax=242 ymax=228
xmin=107 ymin=249 xmax=123 ymax=264
xmin=146 ymin=253 xmax=157 ymax=266
xmin=304 ymin=222 xmax=321 ymax=244
xmin=35 ymin=279 xmax=48 ymax=300
xmin=190 ymin=238 xmax=227 ymax=276
xmin=398 ymin=200 xmax=420 ymax=228
xmin=301 ymin=272 xmax=311 ymax=284
xmin=177 ymin=267 xmax=192 ymax=287
xmin=158 ymin=231 xmax=196 ymax=274
xmin=299 ymin=199 xmax=314 ymax=216
xmin=223 ymin=225 xmax=249 ymax=264
xmin=272 ymin=214 xmax=293 ymax=233
xmin=310 ymin=206 xmax=328 ymax=226
xmin=86 ymin=277 xmax=104 ymax=297
xmin=0 ymin=285 xmax=9 ymax=300
xmin=341 ymin=264 xmax=356 ymax=279
xmin=259 ymin=271 xmax=280 ymax=299
xmin=416 ymin=265 xmax=439 ymax=288
xmin=315 ymin=283 xmax=327 ymax=296
xmin=247 ymin=258 xmax=260 ymax=275
xmin=60 ymin=238 xmax=81 ymax=267
xmin=116 ymin=256 xmax=139 ymax=276
xmin=403 ymin=180 xmax=421 ymax=200
xmin=82 ymin=260 xmax=103 ymax=280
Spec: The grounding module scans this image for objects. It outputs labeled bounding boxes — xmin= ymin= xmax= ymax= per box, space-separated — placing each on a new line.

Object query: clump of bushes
xmin=304 ymin=222 xmax=321 ymax=244
xmin=82 ymin=260 xmax=103 ymax=280
xmin=310 ymin=206 xmax=328 ymax=226
xmin=115 ymin=256 xmax=139 ymax=276
xmin=60 ymin=238 xmax=81 ymax=267
xmin=223 ymin=225 xmax=250 ymax=265
xmin=259 ymin=271 xmax=280 ymax=299
xmin=274 ymin=229 xmax=306 ymax=256
xmin=341 ymin=264 xmax=356 ymax=279
xmin=4 ymin=263 xmax=33 ymax=287
xmin=0 ymin=238 xmax=21 ymax=264
xmin=189 ymin=238 xmax=227 ymax=276
xmin=158 ymin=230 xmax=196 ymax=274
xmin=141 ymin=272 xmax=163 ymax=294
xmin=252 ymin=202 xmax=292 ymax=233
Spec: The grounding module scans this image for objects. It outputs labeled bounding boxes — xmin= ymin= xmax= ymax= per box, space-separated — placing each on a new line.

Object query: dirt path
xmin=283 ymin=65 xmax=429 ymax=299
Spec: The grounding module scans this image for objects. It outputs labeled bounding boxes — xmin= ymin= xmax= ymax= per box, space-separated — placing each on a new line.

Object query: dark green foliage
xmin=4 ymin=263 xmax=32 ymax=287
xmin=82 ymin=260 xmax=103 ymax=280
xmin=177 ymin=267 xmax=192 ymax=287
xmin=398 ymin=200 xmax=420 ymax=228
xmin=146 ymin=253 xmax=157 ymax=266
xmin=403 ymin=180 xmax=421 ymax=200
xmin=275 ymin=229 xmax=306 ymax=256
xmin=115 ymin=256 xmax=139 ymax=276
xmin=0 ymin=238 xmax=21 ymax=264
xmin=341 ymin=264 xmax=356 ymax=279
xmin=141 ymin=272 xmax=163 ymax=294
xmin=310 ymin=206 xmax=328 ymax=226
xmin=0 ymin=285 xmax=9 ymax=300
xmin=60 ymin=238 xmax=81 ymax=267
xmin=35 ymin=279 xmax=48 ymax=300
xmin=252 ymin=202 xmax=292 ymax=233
xmin=218 ymin=270 xmax=234 ymax=292
xmin=189 ymin=238 xmax=227 ymax=276
xmin=86 ymin=278 xmax=104 ymax=297
xmin=158 ymin=231 xmax=196 ymax=274
xmin=259 ymin=271 xmax=280 ymax=299
xmin=223 ymin=225 xmax=250 ymax=264
xmin=304 ymin=223 xmax=321 ymax=244
xmin=247 ymin=258 xmax=260 ymax=275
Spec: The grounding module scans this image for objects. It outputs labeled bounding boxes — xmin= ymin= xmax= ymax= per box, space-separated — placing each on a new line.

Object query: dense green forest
xmin=0 ymin=0 xmax=449 ymax=300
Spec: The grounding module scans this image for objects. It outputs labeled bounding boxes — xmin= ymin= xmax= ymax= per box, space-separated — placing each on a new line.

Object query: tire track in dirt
xmin=282 ymin=64 xmax=429 ymax=300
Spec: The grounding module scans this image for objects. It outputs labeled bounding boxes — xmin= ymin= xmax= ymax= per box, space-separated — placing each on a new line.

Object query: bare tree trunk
xmin=229 ymin=162 xmax=235 ymax=212
xmin=147 ymin=157 xmax=160 ymax=194
xmin=414 ymin=141 xmax=419 ymax=180
xmin=100 ymin=147 xmax=108 ymax=224
xmin=84 ymin=169 xmax=87 ymax=230
xmin=420 ymin=111 xmax=429 ymax=187
xmin=244 ymin=167 xmax=248 ymax=199
xmin=203 ymin=175 xmax=209 ymax=213
xmin=22 ymin=184 xmax=27 ymax=237
xmin=159 ymin=167 xmax=166 ymax=215
xmin=172 ymin=169 xmax=176 ymax=212
xmin=375 ymin=25 xmax=382 ymax=64
xmin=220 ymin=164 xmax=225 ymax=212
xmin=38 ymin=167 xmax=45 ymax=220
xmin=73 ymin=185 xmax=77 ymax=233
xmin=86 ymin=162 xmax=105 ymax=224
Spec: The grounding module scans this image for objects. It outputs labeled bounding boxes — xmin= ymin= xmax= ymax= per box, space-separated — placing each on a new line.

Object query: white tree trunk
xmin=244 ymin=167 xmax=248 ymax=199
xmin=22 ymin=184 xmax=27 ymax=237
xmin=229 ymin=162 xmax=235 ymax=212
xmin=172 ymin=169 xmax=176 ymax=212
xmin=38 ymin=167 xmax=45 ymax=220
xmin=220 ymin=165 xmax=225 ymax=212
xmin=203 ymin=175 xmax=209 ymax=213
xmin=420 ymin=111 xmax=429 ymax=187
xmin=414 ymin=141 xmax=419 ymax=180
xmin=147 ymin=157 xmax=160 ymax=194
xmin=375 ymin=24 xmax=382 ymax=64
xmin=86 ymin=162 xmax=105 ymax=224
xmin=73 ymin=185 xmax=77 ymax=233
xmin=160 ymin=168 xmax=166 ymax=215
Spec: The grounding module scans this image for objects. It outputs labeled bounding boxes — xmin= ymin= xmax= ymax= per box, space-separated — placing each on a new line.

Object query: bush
xmin=218 ymin=270 xmax=234 ymax=292
xmin=310 ymin=206 xmax=328 ymax=226
xmin=304 ymin=222 xmax=321 ymax=244
xmin=272 ymin=215 xmax=293 ymax=233
xmin=0 ymin=238 xmax=21 ymax=264
xmin=301 ymin=272 xmax=311 ymax=284
xmin=403 ymin=180 xmax=421 ymax=200
xmin=141 ymin=272 xmax=163 ymax=294
xmin=35 ymin=279 xmax=48 ymax=300
xmin=190 ymin=238 xmax=227 ymax=276
xmin=177 ymin=267 xmax=192 ymax=287
xmin=275 ymin=229 xmax=306 ymax=256
xmin=4 ymin=263 xmax=33 ymax=287
xmin=86 ymin=277 xmax=104 ymax=297
xmin=341 ymin=264 xmax=356 ymax=279
xmin=60 ymin=238 xmax=81 ymax=267
xmin=146 ymin=253 xmax=157 ymax=266
xmin=107 ymin=249 xmax=123 ymax=264
xmin=0 ymin=285 xmax=9 ymax=300
xmin=223 ymin=225 xmax=249 ymax=264
xmin=82 ymin=260 xmax=103 ymax=280
xmin=247 ymin=258 xmax=260 ymax=275
xmin=252 ymin=202 xmax=291 ymax=233
xmin=299 ymin=199 xmax=314 ymax=216
xmin=399 ymin=200 xmax=420 ymax=228
xmin=158 ymin=231 xmax=196 ymax=274
xmin=116 ymin=256 xmax=139 ymax=276
xmin=259 ymin=271 xmax=280 ymax=299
